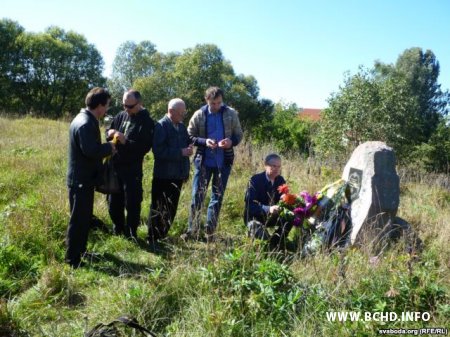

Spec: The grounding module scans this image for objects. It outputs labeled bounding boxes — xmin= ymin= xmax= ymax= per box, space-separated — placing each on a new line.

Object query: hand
xmin=107 ymin=129 xmax=116 ymax=138
xmin=206 ymin=138 xmax=218 ymax=149
xmin=113 ymin=131 xmax=126 ymax=144
xmin=218 ymin=138 xmax=232 ymax=149
xmin=182 ymin=144 xmax=194 ymax=157
xmin=269 ymin=205 xmax=280 ymax=214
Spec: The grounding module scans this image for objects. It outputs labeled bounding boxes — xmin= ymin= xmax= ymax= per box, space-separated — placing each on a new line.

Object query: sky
xmin=2 ymin=0 xmax=450 ymax=109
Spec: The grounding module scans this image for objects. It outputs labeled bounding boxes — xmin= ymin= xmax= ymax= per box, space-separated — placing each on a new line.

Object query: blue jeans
xmin=188 ymin=163 xmax=232 ymax=234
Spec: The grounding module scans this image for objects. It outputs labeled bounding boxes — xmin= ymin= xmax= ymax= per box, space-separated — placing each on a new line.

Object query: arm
xmin=152 ymin=122 xmax=183 ymax=161
xmin=78 ymin=123 xmax=113 ymax=159
xmin=120 ymin=115 xmax=154 ymax=155
xmin=245 ymin=177 xmax=267 ymax=218
xmin=187 ymin=110 xmax=207 ymax=146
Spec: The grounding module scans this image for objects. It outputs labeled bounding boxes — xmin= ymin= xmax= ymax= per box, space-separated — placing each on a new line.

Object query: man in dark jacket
xmin=244 ymin=154 xmax=292 ymax=248
xmin=66 ymin=87 xmax=115 ymax=268
xmin=148 ymin=98 xmax=193 ymax=243
xmin=106 ymin=90 xmax=154 ymax=239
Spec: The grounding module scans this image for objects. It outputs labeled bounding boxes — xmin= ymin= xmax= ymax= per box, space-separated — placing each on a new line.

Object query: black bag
xmin=96 ymin=158 xmax=120 ymax=194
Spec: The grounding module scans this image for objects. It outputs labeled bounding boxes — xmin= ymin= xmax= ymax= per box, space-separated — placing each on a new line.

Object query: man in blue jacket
xmin=66 ymin=87 xmax=116 ymax=268
xmin=244 ymin=154 xmax=293 ymax=248
xmin=106 ymin=90 xmax=154 ymax=239
xmin=148 ymin=98 xmax=193 ymax=243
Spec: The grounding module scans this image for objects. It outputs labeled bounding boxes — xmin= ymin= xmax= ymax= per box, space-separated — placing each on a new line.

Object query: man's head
xmin=123 ymin=90 xmax=142 ymax=115
xmin=205 ymin=86 xmax=224 ymax=113
xmin=85 ymin=87 xmax=111 ymax=118
xmin=264 ymin=153 xmax=282 ymax=180
xmin=168 ymin=98 xmax=186 ymax=124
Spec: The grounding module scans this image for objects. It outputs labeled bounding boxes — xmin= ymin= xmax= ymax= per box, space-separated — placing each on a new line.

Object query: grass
xmin=0 ymin=116 xmax=449 ymax=336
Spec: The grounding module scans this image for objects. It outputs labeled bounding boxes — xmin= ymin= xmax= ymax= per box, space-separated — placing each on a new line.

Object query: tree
xmin=170 ymin=43 xmax=234 ymax=118
xmin=253 ymin=102 xmax=316 ymax=154
xmin=108 ymin=40 xmax=158 ymax=108
xmin=0 ymin=19 xmax=25 ymax=113
xmin=11 ymin=26 xmax=105 ymax=117
xmin=315 ymin=48 xmax=450 ymax=165
xmin=224 ymin=74 xmax=273 ymax=131
xmin=375 ymin=47 xmax=449 ymax=142
xmin=133 ymin=43 xmax=273 ymax=128
xmin=133 ymin=51 xmax=179 ymax=119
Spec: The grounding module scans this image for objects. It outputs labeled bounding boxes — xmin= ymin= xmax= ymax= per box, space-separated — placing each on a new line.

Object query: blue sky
xmin=3 ymin=0 xmax=450 ymax=108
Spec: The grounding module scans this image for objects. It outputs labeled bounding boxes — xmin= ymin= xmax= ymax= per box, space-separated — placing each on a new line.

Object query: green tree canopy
xmin=131 ymin=43 xmax=272 ymax=128
xmin=108 ymin=40 xmax=159 ymax=108
xmin=315 ymin=48 xmax=450 ymax=165
xmin=0 ymin=21 xmax=105 ymax=117
xmin=0 ymin=19 xmax=25 ymax=112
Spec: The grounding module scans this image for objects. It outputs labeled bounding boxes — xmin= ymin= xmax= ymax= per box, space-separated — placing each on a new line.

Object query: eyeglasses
xmin=123 ymin=102 xmax=138 ymax=109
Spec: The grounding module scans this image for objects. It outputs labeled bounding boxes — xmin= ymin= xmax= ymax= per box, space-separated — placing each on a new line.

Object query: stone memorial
xmin=342 ymin=141 xmax=400 ymax=245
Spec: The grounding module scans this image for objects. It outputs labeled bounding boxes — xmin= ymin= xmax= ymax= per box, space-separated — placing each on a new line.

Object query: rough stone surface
xmin=342 ymin=141 xmax=400 ymax=245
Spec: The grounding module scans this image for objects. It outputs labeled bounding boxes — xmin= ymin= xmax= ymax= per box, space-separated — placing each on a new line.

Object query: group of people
xmin=66 ymin=86 xmax=292 ymax=268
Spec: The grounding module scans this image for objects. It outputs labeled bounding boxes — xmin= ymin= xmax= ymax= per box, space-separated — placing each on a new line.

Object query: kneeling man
xmin=243 ymin=153 xmax=293 ymax=248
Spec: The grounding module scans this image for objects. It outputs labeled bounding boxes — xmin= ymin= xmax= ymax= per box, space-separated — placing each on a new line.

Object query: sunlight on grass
xmin=0 ymin=116 xmax=448 ymax=336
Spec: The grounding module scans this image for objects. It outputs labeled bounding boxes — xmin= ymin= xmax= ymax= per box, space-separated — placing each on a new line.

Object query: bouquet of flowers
xmin=276 ymin=184 xmax=320 ymax=229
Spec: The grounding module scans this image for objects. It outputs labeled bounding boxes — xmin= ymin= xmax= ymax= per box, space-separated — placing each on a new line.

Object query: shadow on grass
xmin=84 ymin=250 xmax=157 ymax=277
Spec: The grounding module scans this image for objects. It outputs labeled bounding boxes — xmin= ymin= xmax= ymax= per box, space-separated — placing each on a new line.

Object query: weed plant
xmin=0 ymin=116 xmax=448 ymax=336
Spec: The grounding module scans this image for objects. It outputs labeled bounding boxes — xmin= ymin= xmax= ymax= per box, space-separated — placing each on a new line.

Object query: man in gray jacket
xmin=66 ymin=87 xmax=116 ymax=268
xmin=147 ymin=98 xmax=193 ymax=243
xmin=184 ymin=87 xmax=243 ymax=241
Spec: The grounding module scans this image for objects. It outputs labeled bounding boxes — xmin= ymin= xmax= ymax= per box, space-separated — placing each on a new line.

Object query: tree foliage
xmin=315 ymin=48 xmax=450 ymax=166
xmin=130 ymin=43 xmax=272 ymax=128
xmin=253 ymin=102 xmax=317 ymax=155
xmin=108 ymin=40 xmax=159 ymax=109
xmin=0 ymin=19 xmax=25 ymax=112
xmin=0 ymin=19 xmax=105 ymax=118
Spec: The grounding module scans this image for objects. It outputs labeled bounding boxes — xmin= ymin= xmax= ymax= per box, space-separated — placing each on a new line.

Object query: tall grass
xmin=0 ymin=116 xmax=448 ymax=336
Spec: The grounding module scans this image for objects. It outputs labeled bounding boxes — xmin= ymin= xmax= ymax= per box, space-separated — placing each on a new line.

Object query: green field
xmin=0 ymin=116 xmax=449 ymax=336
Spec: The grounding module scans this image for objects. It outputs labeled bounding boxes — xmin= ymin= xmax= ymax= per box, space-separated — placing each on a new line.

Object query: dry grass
xmin=0 ymin=116 xmax=448 ymax=336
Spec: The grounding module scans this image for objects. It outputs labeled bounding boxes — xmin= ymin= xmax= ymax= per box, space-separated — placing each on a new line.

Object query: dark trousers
xmin=250 ymin=214 xmax=293 ymax=247
xmin=148 ymin=178 xmax=183 ymax=241
xmin=66 ymin=185 xmax=95 ymax=266
xmin=108 ymin=171 xmax=143 ymax=237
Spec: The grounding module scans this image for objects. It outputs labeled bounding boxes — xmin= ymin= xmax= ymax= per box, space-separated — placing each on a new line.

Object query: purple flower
xmin=293 ymin=217 xmax=302 ymax=227
xmin=294 ymin=207 xmax=306 ymax=216
xmin=300 ymin=191 xmax=318 ymax=211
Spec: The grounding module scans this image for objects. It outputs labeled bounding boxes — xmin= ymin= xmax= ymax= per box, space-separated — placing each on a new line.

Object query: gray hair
xmin=264 ymin=153 xmax=281 ymax=165
xmin=168 ymin=98 xmax=185 ymax=110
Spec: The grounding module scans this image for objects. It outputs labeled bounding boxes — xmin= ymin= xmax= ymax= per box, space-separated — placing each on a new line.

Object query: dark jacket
xmin=244 ymin=171 xmax=286 ymax=224
xmin=152 ymin=115 xmax=191 ymax=180
xmin=67 ymin=109 xmax=113 ymax=187
xmin=107 ymin=109 xmax=154 ymax=172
